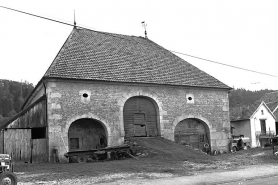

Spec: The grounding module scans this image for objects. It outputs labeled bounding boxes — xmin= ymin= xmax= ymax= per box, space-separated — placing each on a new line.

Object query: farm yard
xmin=14 ymin=138 xmax=278 ymax=185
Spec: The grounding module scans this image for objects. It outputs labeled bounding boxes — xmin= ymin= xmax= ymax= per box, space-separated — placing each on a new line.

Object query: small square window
xmin=79 ymin=90 xmax=91 ymax=103
xmin=31 ymin=127 xmax=46 ymax=139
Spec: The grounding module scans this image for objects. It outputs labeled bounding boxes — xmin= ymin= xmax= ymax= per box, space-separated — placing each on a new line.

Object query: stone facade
xmin=46 ymin=79 xmax=230 ymax=161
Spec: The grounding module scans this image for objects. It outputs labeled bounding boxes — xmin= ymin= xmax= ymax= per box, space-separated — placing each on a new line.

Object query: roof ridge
xmin=77 ymin=27 xmax=144 ymax=43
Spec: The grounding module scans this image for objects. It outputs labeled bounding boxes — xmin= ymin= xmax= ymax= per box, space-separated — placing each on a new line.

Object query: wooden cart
xmin=64 ymin=145 xmax=131 ymax=163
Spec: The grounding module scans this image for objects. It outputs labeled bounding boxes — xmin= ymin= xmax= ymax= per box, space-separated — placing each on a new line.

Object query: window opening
xmin=83 ymin=93 xmax=88 ymax=98
xmin=186 ymin=94 xmax=194 ymax=104
xmin=31 ymin=127 xmax=46 ymax=139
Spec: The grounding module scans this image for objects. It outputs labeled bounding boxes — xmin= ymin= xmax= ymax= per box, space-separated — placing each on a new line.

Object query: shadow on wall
xmin=68 ymin=118 xmax=107 ymax=151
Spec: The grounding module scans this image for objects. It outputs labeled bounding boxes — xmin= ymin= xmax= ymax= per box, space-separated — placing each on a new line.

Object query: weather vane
xmin=141 ymin=21 xmax=148 ymax=38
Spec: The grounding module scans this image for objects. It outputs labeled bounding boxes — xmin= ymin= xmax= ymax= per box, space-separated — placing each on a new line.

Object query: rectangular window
xmin=260 ymin=120 xmax=266 ymax=134
xmin=31 ymin=127 xmax=46 ymax=139
xmin=70 ymin=138 xmax=79 ymax=149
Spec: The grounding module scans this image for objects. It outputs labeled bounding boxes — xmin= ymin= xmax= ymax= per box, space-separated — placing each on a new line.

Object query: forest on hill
xmin=0 ymin=79 xmax=34 ymax=125
xmin=228 ymin=88 xmax=275 ymax=108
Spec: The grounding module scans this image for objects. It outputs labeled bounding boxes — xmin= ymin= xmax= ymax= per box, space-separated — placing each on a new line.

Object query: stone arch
xmin=172 ymin=114 xmax=212 ymax=131
xmin=118 ymin=91 xmax=164 ymax=137
xmin=68 ymin=118 xmax=107 ymax=152
xmin=172 ymin=115 xmax=211 ymax=150
xmin=121 ymin=94 xmax=161 ymax=137
xmin=64 ymin=114 xmax=111 ymax=149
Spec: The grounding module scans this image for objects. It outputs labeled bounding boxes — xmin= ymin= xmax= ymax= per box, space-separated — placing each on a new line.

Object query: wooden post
xmin=0 ymin=129 xmax=4 ymax=153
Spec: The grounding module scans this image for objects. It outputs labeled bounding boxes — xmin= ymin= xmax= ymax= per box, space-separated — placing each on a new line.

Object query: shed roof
xmin=43 ymin=28 xmax=230 ymax=89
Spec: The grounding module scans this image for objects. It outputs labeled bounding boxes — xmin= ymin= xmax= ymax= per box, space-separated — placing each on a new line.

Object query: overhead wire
xmin=1 ymin=5 xmax=278 ymax=78
xmin=170 ymin=50 xmax=278 ymax=78
xmin=0 ymin=5 xmax=74 ymax=27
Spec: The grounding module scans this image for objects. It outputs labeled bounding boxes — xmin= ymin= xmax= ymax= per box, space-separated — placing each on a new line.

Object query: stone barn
xmin=0 ymin=27 xmax=231 ymax=162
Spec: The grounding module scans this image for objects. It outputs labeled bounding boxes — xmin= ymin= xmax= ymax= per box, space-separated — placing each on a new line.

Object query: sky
xmin=0 ymin=0 xmax=278 ymax=91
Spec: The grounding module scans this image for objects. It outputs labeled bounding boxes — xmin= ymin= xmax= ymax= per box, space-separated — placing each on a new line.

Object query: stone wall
xmin=46 ymin=80 xmax=230 ymax=161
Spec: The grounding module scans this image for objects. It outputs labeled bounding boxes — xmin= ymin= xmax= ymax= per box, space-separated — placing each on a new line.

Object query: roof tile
xmin=44 ymin=28 xmax=231 ymax=89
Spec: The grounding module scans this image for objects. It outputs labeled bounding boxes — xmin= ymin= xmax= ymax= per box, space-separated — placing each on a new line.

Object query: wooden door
xmin=174 ymin=119 xmax=208 ymax=149
xmin=260 ymin=120 xmax=266 ymax=134
xmin=133 ymin=113 xmax=146 ymax=136
xmin=123 ymin=97 xmax=158 ymax=137
xmin=4 ymin=129 xmax=31 ymax=163
xmin=31 ymin=139 xmax=48 ymax=163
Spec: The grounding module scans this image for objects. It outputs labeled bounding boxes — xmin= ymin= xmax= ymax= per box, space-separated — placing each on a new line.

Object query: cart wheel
xmin=69 ymin=156 xmax=75 ymax=163
xmin=77 ymin=155 xmax=88 ymax=163
xmin=232 ymin=146 xmax=237 ymax=153
xmin=0 ymin=171 xmax=17 ymax=185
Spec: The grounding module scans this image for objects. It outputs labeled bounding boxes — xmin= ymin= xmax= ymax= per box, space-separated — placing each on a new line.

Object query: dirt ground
xmin=14 ymin=138 xmax=278 ymax=184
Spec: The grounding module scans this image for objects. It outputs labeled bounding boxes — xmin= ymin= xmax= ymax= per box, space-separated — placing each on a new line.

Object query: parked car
xmin=231 ymin=137 xmax=251 ymax=152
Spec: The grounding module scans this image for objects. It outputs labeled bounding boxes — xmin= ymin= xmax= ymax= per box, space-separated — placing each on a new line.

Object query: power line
xmin=0 ymin=5 xmax=74 ymax=27
xmin=0 ymin=5 xmax=99 ymax=32
xmin=1 ymin=5 xmax=278 ymax=78
xmin=0 ymin=6 xmax=121 ymax=37
xmin=170 ymin=50 xmax=278 ymax=78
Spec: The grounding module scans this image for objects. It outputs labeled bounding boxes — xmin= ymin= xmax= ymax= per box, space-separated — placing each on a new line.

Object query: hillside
xmin=228 ymin=88 xmax=275 ymax=108
xmin=0 ymin=79 xmax=34 ymax=125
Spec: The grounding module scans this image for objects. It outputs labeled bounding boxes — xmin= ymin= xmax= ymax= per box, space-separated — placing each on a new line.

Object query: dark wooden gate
xmin=174 ymin=119 xmax=209 ymax=149
xmin=123 ymin=97 xmax=158 ymax=137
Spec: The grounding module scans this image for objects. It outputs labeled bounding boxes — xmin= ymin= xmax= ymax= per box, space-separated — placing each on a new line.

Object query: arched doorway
xmin=174 ymin=118 xmax=210 ymax=149
xmin=68 ymin=118 xmax=107 ymax=151
xmin=123 ymin=96 xmax=159 ymax=137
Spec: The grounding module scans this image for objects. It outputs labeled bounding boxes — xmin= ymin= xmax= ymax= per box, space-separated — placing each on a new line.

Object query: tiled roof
xmin=44 ymin=28 xmax=231 ymax=89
